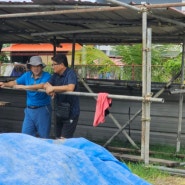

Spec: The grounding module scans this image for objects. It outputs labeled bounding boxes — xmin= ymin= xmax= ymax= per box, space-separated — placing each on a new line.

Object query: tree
xmin=163 ymin=53 xmax=182 ymax=80
xmin=113 ymin=44 xmax=182 ymax=82
xmin=74 ymin=45 xmax=120 ymax=79
xmin=0 ymin=53 xmax=9 ymax=63
xmin=113 ymin=44 xmax=163 ymax=65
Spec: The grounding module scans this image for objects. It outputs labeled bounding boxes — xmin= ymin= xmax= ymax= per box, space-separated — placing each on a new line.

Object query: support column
xmin=176 ymin=38 xmax=185 ymax=152
xmin=71 ymin=34 xmax=76 ymax=69
xmin=141 ymin=8 xmax=152 ymax=164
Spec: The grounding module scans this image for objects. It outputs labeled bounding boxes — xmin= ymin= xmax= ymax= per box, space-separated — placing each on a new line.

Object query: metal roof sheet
xmin=0 ymin=0 xmax=184 ymax=44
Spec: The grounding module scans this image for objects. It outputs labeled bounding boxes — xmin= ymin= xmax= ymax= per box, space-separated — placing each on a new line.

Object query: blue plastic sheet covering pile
xmin=0 ymin=133 xmax=151 ymax=185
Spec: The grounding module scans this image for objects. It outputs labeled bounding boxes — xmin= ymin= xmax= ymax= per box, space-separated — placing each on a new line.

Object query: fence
xmin=74 ymin=64 xmax=175 ymax=83
xmin=0 ymin=63 xmax=178 ymax=83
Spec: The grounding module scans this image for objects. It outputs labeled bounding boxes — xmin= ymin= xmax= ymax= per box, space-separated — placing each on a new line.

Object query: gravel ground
xmin=152 ymin=176 xmax=185 ymax=185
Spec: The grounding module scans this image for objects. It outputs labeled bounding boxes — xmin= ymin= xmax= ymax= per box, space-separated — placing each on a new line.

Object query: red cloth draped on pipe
xmin=93 ymin=93 xmax=112 ymax=127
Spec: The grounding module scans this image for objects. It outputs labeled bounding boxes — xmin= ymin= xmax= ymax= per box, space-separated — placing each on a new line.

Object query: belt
xmin=27 ymin=106 xmax=43 ymax=109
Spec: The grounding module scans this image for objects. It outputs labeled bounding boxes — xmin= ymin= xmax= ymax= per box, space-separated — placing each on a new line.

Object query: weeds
xmin=125 ymin=161 xmax=169 ymax=184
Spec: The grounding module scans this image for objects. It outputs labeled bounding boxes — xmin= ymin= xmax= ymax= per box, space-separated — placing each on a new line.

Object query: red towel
xmin=93 ymin=93 xmax=112 ymax=127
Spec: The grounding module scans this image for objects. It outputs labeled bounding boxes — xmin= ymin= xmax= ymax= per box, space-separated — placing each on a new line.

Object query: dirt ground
xmin=153 ymin=176 xmax=185 ymax=185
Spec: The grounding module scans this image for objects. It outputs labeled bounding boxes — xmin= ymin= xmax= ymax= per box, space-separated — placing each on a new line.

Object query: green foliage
xmin=113 ymin=44 xmax=162 ymax=65
xmin=0 ymin=53 xmax=9 ymax=63
xmin=114 ymin=44 xmax=142 ymax=65
xmin=79 ymin=46 xmax=112 ymax=65
xmin=43 ymin=65 xmax=53 ymax=74
xmin=75 ymin=45 xmax=120 ymax=75
xmin=113 ymin=44 xmax=182 ymax=82
xmin=3 ymin=43 xmax=11 ymax=47
xmin=163 ymin=54 xmax=182 ymax=76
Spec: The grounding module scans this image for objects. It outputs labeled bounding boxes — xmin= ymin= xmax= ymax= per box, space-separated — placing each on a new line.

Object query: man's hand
xmin=0 ymin=82 xmax=5 ymax=88
xmin=44 ymin=82 xmax=55 ymax=98
xmin=0 ymin=80 xmax=16 ymax=88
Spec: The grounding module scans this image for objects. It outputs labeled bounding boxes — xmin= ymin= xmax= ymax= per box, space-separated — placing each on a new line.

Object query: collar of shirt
xmin=31 ymin=72 xmax=43 ymax=79
xmin=57 ymin=67 xmax=69 ymax=77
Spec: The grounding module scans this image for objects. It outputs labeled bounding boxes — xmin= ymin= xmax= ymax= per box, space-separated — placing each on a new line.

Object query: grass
xmin=125 ymin=161 xmax=169 ymax=184
xmin=123 ymin=142 xmax=185 ymax=183
xmin=122 ymin=143 xmax=185 ymax=184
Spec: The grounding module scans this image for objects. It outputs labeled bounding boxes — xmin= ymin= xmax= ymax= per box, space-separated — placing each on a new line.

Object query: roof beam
xmin=0 ymin=2 xmax=184 ymax=9
xmin=0 ymin=6 xmax=126 ymax=19
xmin=107 ymin=0 xmax=185 ymax=28
xmin=0 ymin=5 xmax=109 ymax=9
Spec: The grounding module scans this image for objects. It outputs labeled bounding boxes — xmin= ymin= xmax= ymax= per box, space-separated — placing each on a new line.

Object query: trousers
xmin=55 ymin=115 xmax=79 ymax=138
xmin=22 ymin=104 xmax=52 ymax=138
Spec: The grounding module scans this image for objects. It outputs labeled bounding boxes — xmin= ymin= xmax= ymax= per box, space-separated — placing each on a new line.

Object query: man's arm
xmin=14 ymin=84 xmax=44 ymax=90
xmin=44 ymin=82 xmax=75 ymax=94
xmin=0 ymin=81 xmax=44 ymax=90
xmin=0 ymin=80 xmax=17 ymax=88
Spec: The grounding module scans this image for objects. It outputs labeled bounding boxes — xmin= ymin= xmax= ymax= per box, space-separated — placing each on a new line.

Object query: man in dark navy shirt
xmin=44 ymin=53 xmax=80 ymax=138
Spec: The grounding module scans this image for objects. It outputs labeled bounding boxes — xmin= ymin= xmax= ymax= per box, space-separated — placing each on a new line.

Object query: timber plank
xmin=112 ymin=152 xmax=180 ymax=167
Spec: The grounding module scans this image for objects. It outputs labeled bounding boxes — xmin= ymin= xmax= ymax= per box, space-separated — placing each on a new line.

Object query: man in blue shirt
xmin=0 ymin=56 xmax=52 ymax=138
xmin=44 ymin=53 xmax=80 ymax=139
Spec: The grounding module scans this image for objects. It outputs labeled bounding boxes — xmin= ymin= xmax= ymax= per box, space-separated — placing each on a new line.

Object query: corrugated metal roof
xmin=0 ymin=0 xmax=184 ymax=44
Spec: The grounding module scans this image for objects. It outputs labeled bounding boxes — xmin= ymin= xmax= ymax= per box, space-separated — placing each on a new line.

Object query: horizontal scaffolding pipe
xmin=170 ymin=89 xmax=185 ymax=94
xmin=0 ymin=6 xmax=125 ymax=19
xmin=1 ymin=2 xmax=185 ymax=9
xmin=1 ymin=87 xmax=164 ymax=103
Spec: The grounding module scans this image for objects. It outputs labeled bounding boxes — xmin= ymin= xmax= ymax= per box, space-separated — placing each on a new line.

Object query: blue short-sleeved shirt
xmin=48 ymin=68 xmax=80 ymax=118
xmin=16 ymin=71 xmax=51 ymax=106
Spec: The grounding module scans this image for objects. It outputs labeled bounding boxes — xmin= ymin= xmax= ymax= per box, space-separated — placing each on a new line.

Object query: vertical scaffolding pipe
xmin=141 ymin=8 xmax=147 ymax=160
xmin=53 ymin=36 xmax=56 ymax=57
xmin=82 ymin=45 xmax=87 ymax=78
xmin=144 ymin=28 xmax=152 ymax=164
xmin=176 ymin=39 xmax=185 ymax=153
xmin=71 ymin=34 xmax=76 ymax=69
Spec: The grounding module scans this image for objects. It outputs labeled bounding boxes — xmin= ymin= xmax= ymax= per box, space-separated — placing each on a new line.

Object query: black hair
xmin=52 ymin=53 xmax=68 ymax=67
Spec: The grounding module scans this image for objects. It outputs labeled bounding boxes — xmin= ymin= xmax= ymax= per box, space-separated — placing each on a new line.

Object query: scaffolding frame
xmin=0 ymin=1 xmax=185 ymax=165
xmin=106 ymin=0 xmax=185 ymax=164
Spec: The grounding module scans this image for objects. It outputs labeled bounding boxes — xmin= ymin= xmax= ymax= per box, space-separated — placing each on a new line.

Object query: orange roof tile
xmin=2 ymin=43 xmax=82 ymax=52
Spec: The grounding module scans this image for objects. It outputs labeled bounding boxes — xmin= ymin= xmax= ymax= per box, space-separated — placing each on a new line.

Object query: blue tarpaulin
xmin=0 ymin=133 xmax=151 ymax=185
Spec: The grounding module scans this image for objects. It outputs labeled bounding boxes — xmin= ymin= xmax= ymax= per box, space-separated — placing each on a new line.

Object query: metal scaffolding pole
xmin=141 ymin=8 xmax=151 ymax=164
xmin=143 ymin=28 xmax=152 ymax=164
xmin=141 ymin=8 xmax=149 ymax=163
xmin=1 ymin=87 xmax=164 ymax=103
xmin=71 ymin=34 xmax=76 ymax=69
xmin=176 ymin=39 xmax=185 ymax=153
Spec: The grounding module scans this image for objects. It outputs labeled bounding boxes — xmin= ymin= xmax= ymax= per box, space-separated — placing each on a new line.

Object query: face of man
xmin=52 ymin=62 xmax=65 ymax=75
xmin=30 ymin=65 xmax=43 ymax=77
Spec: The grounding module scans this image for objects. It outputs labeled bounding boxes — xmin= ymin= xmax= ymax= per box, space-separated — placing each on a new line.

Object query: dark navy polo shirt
xmin=48 ymin=68 xmax=80 ymax=118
